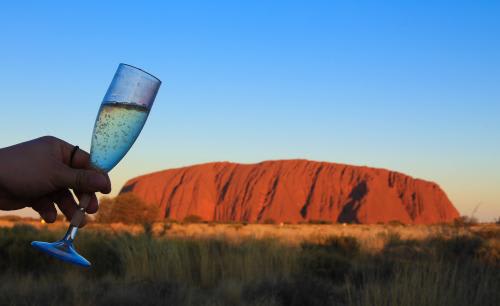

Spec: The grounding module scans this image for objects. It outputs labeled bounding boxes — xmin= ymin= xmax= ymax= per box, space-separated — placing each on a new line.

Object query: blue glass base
xmin=31 ymin=240 xmax=91 ymax=267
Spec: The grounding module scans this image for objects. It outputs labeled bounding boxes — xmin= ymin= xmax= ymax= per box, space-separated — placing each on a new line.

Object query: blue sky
xmin=0 ymin=1 xmax=499 ymax=221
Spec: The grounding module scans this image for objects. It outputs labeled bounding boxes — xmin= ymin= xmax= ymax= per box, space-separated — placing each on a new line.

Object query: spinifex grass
xmin=0 ymin=224 xmax=498 ymax=306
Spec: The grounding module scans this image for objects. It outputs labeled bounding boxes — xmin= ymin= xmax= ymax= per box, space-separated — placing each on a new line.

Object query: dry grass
xmin=0 ymin=219 xmax=498 ymax=306
xmin=1 ymin=218 xmax=493 ymax=250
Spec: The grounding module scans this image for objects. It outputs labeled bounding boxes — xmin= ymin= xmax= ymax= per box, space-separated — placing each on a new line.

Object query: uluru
xmin=120 ymin=160 xmax=460 ymax=224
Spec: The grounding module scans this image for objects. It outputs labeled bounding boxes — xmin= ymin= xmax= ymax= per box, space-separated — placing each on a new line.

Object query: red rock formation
xmin=120 ymin=160 xmax=459 ymax=224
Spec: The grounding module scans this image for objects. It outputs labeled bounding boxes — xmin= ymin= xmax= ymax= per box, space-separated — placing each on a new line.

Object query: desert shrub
xmin=230 ymin=224 xmax=244 ymax=231
xmin=163 ymin=223 xmax=173 ymax=231
xmin=300 ymin=236 xmax=360 ymax=283
xmin=324 ymin=236 xmax=360 ymax=257
xmin=429 ymin=235 xmax=484 ymax=261
xmin=183 ymin=215 xmax=203 ymax=223
xmin=143 ymin=222 xmax=153 ymax=237
xmin=308 ymin=219 xmax=333 ymax=225
xmin=476 ymin=239 xmax=500 ymax=266
xmin=473 ymin=227 xmax=500 ymax=240
xmin=262 ymin=218 xmax=276 ymax=224
xmin=387 ymin=220 xmax=406 ymax=226
xmin=382 ymin=237 xmax=429 ymax=262
xmin=382 ymin=231 xmax=401 ymax=245
xmin=299 ymin=248 xmax=352 ymax=282
xmin=96 ymin=193 xmax=161 ymax=224
xmin=453 ymin=215 xmax=479 ymax=227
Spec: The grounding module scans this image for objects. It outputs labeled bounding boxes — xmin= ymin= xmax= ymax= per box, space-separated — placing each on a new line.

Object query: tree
xmin=95 ymin=193 xmax=161 ymax=224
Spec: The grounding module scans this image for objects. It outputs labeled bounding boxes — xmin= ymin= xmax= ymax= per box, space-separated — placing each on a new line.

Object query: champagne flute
xmin=31 ymin=64 xmax=161 ymax=267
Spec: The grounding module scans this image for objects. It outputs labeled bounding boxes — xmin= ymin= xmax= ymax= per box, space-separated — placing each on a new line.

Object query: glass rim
xmin=120 ymin=63 xmax=162 ymax=84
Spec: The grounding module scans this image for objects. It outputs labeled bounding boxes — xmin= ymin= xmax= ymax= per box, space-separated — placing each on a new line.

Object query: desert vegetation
xmin=95 ymin=194 xmax=161 ymax=224
xmin=0 ymin=218 xmax=498 ymax=306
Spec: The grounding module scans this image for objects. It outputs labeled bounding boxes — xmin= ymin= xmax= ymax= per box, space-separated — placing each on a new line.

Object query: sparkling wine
xmin=31 ymin=64 xmax=160 ymax=267
xmin=90 ymin=102 xmax=149 ymax=172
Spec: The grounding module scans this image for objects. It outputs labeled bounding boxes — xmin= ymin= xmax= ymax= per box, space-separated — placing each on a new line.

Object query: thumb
xmin=55 ymin=165 xmax=111 ymax=194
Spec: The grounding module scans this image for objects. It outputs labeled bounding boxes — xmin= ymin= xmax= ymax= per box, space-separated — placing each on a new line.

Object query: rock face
xmin=120 ymin=160 xmax=459 ymax=224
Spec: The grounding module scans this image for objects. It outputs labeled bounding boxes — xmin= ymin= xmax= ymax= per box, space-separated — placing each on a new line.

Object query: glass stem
xmin=63 ymin=225 xmax=79 ymax=242
xmin=64 ymin=193 xmax=92 ymax=243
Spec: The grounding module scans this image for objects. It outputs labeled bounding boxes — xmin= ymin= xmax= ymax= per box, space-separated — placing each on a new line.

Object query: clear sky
xmin=0 ymin=1 xmax=499 ymax=221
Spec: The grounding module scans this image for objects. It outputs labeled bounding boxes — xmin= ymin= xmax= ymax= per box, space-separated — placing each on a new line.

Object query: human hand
xmin=0 ymin=136 xmax=111 ymax=225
